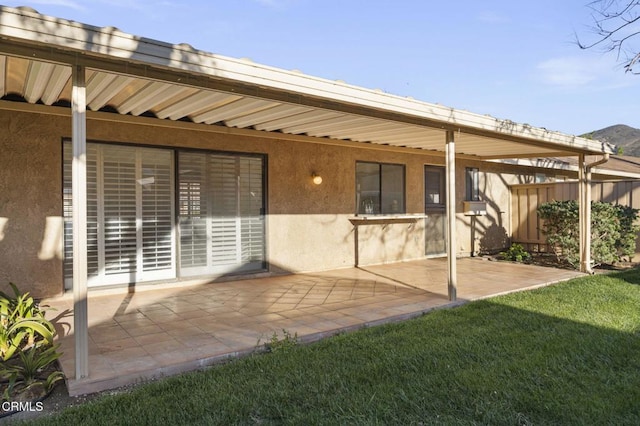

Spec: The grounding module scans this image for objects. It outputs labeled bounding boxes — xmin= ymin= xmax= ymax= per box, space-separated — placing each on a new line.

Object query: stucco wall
xmin=456 ymin=160 xmax=531 ymax=256
xmin=0 ymin=107 xmax=538 ymax=297
xmin=0 ymin=111 xmax=67 ymax=297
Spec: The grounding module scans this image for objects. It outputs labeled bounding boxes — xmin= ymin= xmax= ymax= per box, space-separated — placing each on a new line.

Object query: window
xmin=465 ymin=167 xmax=479 ymax=201
xmin=424 ymin=166 xmax=445 ymax=208
xmin=356 ymin=162 xmax=405 ymax=215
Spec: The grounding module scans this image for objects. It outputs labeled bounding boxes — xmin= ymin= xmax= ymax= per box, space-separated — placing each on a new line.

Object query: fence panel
xmin=510 ymin=181 xmax=640 ymax=258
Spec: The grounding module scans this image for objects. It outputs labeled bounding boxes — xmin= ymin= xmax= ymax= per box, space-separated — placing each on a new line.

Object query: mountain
xmin=582 ymin=124 xmax=640 ymax=156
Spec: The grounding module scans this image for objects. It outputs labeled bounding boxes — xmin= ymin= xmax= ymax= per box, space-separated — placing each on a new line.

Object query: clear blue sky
xmin=4 ymin=0 xmax=639 ymax=135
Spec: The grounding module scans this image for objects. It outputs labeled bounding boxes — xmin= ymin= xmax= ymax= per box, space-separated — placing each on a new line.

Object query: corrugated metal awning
xmin=0 ymin=6 xmax=615 ymax=159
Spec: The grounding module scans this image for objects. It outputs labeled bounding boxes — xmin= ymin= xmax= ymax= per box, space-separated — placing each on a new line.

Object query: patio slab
xmin=43 ymin=258 xmax=583 ymax=396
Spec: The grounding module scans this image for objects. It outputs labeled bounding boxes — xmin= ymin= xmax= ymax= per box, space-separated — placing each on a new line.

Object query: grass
xmin=21 ymin=270 xmax=640 ymax=425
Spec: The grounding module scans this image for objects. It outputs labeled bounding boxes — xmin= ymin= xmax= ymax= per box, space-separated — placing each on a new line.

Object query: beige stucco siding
xmin=0 ymin=108 xmax=538 ymax=297
xmin=0 ymin=111 xmax=66 ymax=297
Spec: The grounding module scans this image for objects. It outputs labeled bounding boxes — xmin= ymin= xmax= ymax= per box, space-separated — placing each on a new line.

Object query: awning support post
xmin=72 ymin=64 xmax=89 ymax=380
xmin=580 ymin=153 xmax=610 ymax=274
xmin=446 ymin=130 xmax=457 ymax=301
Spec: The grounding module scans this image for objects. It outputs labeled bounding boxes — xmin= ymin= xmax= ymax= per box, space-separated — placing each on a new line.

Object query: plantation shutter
xmin=209 ymin=155 xmax=240 ymax=267
xmin=178 ymin=152 xmax=209 ymax=272
xmin=140 ymin=149 xmax=174 ymax=274
xmin=64 ymin=143 xmax=100 ymax=287
xmin=178 ymin=152 xmax=265 ymax=276
xmin=239 ymin=157 xmax=265 ymax=266
xmin=65 ymin=142 xmax=264 ymax=288
xmin=102 ymin=145 xmax=138 ymax=276
xmin=64 ymin=142 xmax=175 ymax=287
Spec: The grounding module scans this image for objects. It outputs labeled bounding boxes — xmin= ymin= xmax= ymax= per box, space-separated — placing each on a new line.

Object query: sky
xmin=3 ymin=0 xmax=639 ymax=136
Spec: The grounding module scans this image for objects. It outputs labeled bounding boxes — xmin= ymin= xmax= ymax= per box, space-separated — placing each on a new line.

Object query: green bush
xmin=500 ymin=243 xmax=531 ymax=262
xmin=538 ymin=200 xmax=640 ymax=268
xmin=616 ymin=204 xmax=639 ymax=261
xmin=0 ymin=283 xmax=63 ymax=403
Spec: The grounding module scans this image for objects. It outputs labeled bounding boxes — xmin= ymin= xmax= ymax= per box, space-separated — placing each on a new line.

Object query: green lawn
xmin=25 ymin=270 xmax=640 ymax=425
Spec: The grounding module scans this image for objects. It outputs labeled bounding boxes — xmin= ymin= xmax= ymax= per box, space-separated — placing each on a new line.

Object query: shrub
xmin=538 ymin=200 xmax=640 ymax=268
xmin=616 ymin=204 xmax=640 ymax=261
xmin=0 ymin=283 xmax=63 ymax=404
xmin=500 ymin=243 xmax=531 ymax=262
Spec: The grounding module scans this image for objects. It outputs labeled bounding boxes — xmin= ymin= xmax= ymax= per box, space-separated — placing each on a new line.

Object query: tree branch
xmin=577 ymin=1 xmax=640 ymax=72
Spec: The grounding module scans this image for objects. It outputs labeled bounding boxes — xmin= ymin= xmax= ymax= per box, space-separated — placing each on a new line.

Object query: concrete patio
xmin=44 ymin=258 xmax=583 ymax=396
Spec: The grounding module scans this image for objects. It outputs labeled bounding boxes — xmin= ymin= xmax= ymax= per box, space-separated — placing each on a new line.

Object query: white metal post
xmin=578 ymin=154 xmax=588 ymax=273
xmin=72 ymin=64 xmax=89 ymax=379
xmin=445 ymin=130 xmax=457 ymax=301
xmin=585 ymin=166 xmax=592 ymax=273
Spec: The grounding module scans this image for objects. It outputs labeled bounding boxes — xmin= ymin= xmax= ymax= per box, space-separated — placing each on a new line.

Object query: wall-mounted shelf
xmin=349 ymin=215 xmax=426 ymax=225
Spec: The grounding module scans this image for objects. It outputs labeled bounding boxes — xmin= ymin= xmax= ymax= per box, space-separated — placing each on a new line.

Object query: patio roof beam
xmin=446 ymin=130 xmax=457 ymax=301
xmin=71 ymin=64 xmax=89 ymax=380
xmin=477 ymin=151 xmax=577 ymax=160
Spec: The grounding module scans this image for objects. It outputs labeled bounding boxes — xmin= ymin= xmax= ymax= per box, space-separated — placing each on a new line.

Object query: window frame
xmin=424 ymin=165 xmax=446 ymax=210
xmin=465 ymin=167 xmax=480 ymax=201
xmin=355 ymin=161 xmax=406 ymax=215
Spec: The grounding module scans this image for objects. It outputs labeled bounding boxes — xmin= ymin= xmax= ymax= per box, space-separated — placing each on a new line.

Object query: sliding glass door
xmin=64 ymin=143 xmax=175 ymax=287
xmin=178 ymin=152 xmax=265 ymax=276
xmin=63 ymin=142 xmax=265 ymax=289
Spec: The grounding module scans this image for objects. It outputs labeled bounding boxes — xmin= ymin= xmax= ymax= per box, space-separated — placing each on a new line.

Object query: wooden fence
xmin=511 ymin=181 xmax=640 ymax=255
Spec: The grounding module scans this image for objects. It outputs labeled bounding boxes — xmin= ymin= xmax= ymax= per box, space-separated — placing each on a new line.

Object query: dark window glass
xmin=465 ymin=167 xmax=479 ymax=201
xmin=356 ymin=162 xmax=405 ymax=215
xmin=424 ymin=166 xmax=445 ymax=207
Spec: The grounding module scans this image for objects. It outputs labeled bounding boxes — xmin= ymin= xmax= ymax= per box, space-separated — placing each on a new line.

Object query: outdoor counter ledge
xmin=349 ymin=215 xmax=427 ymax=224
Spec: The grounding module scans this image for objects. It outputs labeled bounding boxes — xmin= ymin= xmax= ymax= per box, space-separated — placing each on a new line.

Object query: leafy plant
xmin=12 ymin=345 xmax=62 ymax=384
xmin=0 ymin=318 xmax=55 ymax=362
xmin=266 ymin=329 xmax=298 ymax=353
xmin=500 ymin=243 xmax=531 ymax=262
xmin=0 ymin=283 xmax=63 ymax=404
xmin=538 ymin=200 xmax=640 ymax=268
xmin=616 ymin=204 xmax=640 ymax=261
xmin=2 ymin=345 xmax=64 ymax=402
xmin=0 ymin=283 xmax=56 ymax=361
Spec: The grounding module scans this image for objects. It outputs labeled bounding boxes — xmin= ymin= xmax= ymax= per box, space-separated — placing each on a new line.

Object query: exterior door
xmin=64 ymin=143 xmax=176 ymax=288
xmin=63 ymin=142 xmax=266 ymax=289
xmin=424 ymin=166 xmax=447 ymax=256
xmin=177 ymin=152 xmax=265 ymax=276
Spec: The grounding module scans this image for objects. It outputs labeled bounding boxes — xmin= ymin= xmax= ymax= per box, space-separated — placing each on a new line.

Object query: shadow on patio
xmin=43 ymin=258 xmax=583 ymax=396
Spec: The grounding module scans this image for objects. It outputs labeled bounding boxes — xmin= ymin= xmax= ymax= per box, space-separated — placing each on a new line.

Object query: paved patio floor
xmin=44 ymin=258 xmax=583 ymax=396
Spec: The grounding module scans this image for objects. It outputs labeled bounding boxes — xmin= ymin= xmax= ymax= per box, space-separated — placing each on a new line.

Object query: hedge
xmin=537 ymin=200 xmax=640 ymax=268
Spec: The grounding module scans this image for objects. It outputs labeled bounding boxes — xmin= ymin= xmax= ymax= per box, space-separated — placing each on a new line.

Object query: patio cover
xmin=0 ymin=6 xmax=615 ymax=381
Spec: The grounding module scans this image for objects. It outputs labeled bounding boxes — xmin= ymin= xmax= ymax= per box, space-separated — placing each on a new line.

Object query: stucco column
xmin=446 ymin=130 xmax=457 ymax=301
xmin=72 ymin=64 xmax=89 ymax=379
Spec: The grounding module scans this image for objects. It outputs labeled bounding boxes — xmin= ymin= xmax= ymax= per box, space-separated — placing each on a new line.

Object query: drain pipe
xmin=581 ymin=153 xmax=610 ymax=274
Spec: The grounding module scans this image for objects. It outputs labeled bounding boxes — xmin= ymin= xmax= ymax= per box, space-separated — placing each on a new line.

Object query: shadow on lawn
xmin=351 ymin=293 xmax=640 ymax=425
xmin=611 ymin=267 xmax=640 ymax=286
